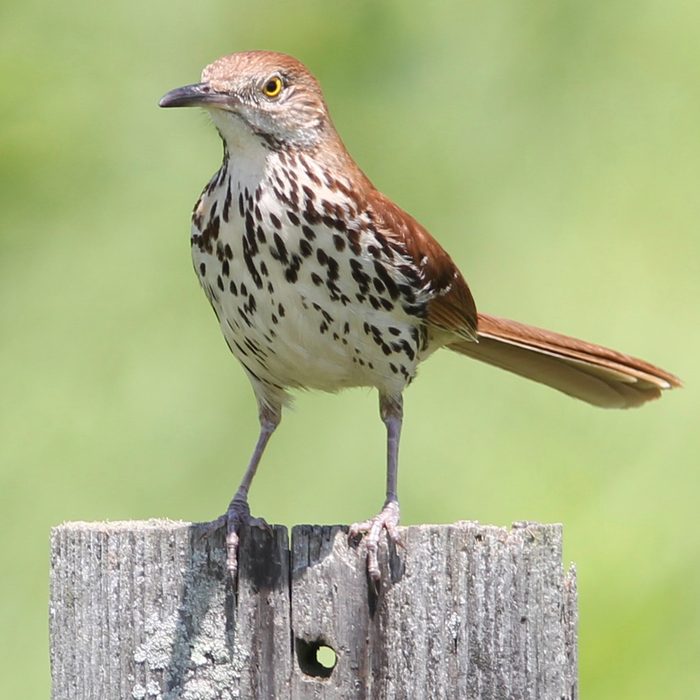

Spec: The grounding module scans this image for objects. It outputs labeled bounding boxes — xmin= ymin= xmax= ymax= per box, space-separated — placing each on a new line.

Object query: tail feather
xmin=448 ymin=313 xmax=681 ymax=409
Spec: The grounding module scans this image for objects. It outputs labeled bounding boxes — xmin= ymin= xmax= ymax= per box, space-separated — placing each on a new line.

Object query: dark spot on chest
xmin=374 ymin=231 xmax=395 ymax=258
xmin=348 ymin=228 xmax=362 ymax=255
xmin=193 ymin=215 xmax=220 ymax=255
xmin=242 ymin=239 xmax=263 ymax=290
xmin=303 ymin=203 xmax=321 ymax=225
xmin=285 ymin=266 xmax=299 ymax=283
xmin=316 ymin=248 xmax=327 ymax=266
xmin=244 ymin=212 xmax=258 ymax=254
xmin=401 ymin=340 xmax=416 ymax=360
xmin=299 ymin=238 xmax=313 ymax=257
xmin=402 ymin=302 xmax=426 ymax=318
xmin=323 ymin=215 xmax=346 ymax=232
xmin=287 ymin=188 xmax=300 ymax=211
xmin=350 ymin=259 xmax=371 ymax=294
xmin=272 ymin=233 xmax=289 ymax=264
xmin=237 ymin=307 xmax=250 ymax=326
xmin=373 ymin=261 xmax=400 ymax=300
xmin=222 ymin=183 xmax=232 ymax=222
xmin=192 ymin=193 xmax=204 ymax=230
xmin=326 ymin=257 xmax=339 ymax=282
xmin=398 ymin=284 xmax=417 ymax=304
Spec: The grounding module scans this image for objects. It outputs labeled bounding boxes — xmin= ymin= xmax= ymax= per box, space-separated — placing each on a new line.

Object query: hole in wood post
xmin=295 ymin=638 xmax=337 ymax=678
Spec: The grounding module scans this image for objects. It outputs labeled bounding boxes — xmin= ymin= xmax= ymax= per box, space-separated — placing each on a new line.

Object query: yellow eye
xmin=262 ymin=76 xmax=283 ymax=98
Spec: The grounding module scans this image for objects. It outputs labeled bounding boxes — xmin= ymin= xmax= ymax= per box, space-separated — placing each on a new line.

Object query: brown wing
xmin=368 ymin=190 xmax=478 ymax=341
xmin=357 ymin=185 xmax=680 ymax=408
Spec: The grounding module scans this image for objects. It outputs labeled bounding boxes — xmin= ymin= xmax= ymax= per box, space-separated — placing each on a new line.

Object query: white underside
xmin=192 ymin=112 xmax=434 ymax=406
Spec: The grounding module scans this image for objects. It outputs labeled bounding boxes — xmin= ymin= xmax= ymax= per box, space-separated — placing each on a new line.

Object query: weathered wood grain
xmin=50 ymin=520 xmax=577 ymax=699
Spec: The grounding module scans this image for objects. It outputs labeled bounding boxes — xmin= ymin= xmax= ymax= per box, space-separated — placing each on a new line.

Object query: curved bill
xmin=159 ymin=83 xmax=230 ymax=109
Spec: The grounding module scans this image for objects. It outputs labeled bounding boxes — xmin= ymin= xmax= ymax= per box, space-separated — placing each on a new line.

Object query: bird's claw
xmin=198 ymin=498 xmax=266 ymax=580
xmin=349 ymin=500 xmax=401 ymax=583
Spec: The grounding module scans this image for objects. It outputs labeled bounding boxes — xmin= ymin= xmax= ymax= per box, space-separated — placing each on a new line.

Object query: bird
xmin=159 ymin=51 xmax=680 ymax=582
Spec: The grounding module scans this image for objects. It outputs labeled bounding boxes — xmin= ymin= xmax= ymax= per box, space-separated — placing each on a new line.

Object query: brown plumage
xmin=160 ymin=50 xmax=680 ymax=582
xmin=452 ymin=314 xmax=680 ymax=408
xmin=366 ymin=186 xmax=679 ymax=408
xmin=369 ymin=190 xmax=479 ymax=342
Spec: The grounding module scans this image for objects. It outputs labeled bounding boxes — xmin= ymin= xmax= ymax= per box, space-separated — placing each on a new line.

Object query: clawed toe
xmin=197 ymin=496 xmax=271 ymax=582
xmin=349 ymin=500 xmax=401 ymax=582
xmin=197 ymin=514 xmax=228 ymax=540
xmin=198 ymin=499 xmax=262 ymax=580
xmin=223 ymin=499 xmax=257 ymax=579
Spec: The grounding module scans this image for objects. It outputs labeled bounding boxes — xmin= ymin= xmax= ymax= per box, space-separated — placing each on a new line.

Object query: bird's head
xmin=160 ymin=51 xmax=332 ymax=149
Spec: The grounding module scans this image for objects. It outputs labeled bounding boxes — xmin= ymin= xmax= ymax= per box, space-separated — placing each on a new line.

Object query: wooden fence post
xmin=49 ymin=520 xmax=577 ymax=699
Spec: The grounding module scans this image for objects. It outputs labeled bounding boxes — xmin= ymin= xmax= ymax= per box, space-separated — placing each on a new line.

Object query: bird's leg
xmin=350 ymin=393 xmax=403 ymax=582
xmin=209 ymin=401 xmax=281 ymax=580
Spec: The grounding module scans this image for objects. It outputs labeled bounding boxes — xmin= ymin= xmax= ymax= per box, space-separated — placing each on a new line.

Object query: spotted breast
xmin=190 ymin=130 xmax=465 ymax=410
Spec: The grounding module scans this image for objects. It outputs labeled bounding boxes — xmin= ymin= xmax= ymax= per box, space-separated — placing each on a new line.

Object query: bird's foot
xmin=200 ymin=498 xmax=267 ymax=580
xmin=349 ymin=500 xmax=401 ymax=582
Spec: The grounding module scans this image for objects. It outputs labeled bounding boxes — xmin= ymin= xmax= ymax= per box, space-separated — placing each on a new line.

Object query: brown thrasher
xmin=160 ymin=51 xmax=680 ymax=581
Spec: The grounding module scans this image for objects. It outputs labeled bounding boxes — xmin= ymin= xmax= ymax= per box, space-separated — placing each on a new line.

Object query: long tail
xmin=448 ymin=313 xmax=681 ymax=409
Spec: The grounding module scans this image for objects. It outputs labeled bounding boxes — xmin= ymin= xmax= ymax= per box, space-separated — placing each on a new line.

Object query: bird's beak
xmin=159 ymin=82 xmax=232 ymax=109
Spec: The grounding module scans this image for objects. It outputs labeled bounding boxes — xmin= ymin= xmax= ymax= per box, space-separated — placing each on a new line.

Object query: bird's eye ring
xmin=262 ymin=76 xmax=283 ymax=99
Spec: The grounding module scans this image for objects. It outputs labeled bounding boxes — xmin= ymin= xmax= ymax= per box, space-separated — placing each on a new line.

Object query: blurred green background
xmin=1 ymin=0 xmax=698 ymax=697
